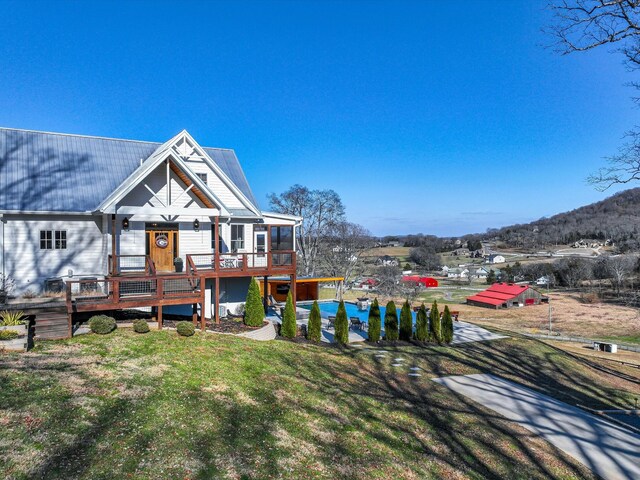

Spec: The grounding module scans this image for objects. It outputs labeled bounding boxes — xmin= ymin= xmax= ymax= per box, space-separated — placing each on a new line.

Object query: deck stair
xmin=33 ymin=307 xmax=69 ymax=340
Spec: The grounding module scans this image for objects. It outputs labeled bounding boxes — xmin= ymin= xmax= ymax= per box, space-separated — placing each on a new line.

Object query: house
xmin=536 ymin=275 xmax=552 ymax=286
xmin=0 ymin=127 xmax=300 ymax=333
xmin=452 ymin=248 xmax=470 ymax=257
xmin=468 ymin=266 xmax=489 ymax=280
xmin=402 ymin=276 xmax=438 ymax=288
xmin=376 ymin=255 xmax=399 ymax=266
xmin=447 ymin=267 xmax=469 ymax=278
xmin=486 ymin=254 xmax=506 ymax=264
xmin=441 ymin=265 xmax=450 ymax=275
xmin=466 ymin=283 xmax=548 ymax=309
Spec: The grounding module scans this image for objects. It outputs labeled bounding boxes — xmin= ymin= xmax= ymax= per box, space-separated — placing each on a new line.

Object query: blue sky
xmin=0 ymin=1 xmax=635 ymax=236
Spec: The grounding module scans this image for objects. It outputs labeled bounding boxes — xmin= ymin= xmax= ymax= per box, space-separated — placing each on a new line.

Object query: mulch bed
xmin=205 ymin=318 xmax=268 ymax=334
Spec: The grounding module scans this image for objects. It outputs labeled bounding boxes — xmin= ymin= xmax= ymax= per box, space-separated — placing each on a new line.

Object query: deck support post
xmin=263 ymin=276 xmax=269 ymax=314
xmin=67 ymin=313 xmax=73 ymax=339
xmin=200 ymin=276 xmax=206 ymax=331
xmin=157 ymin=305 xmax=163 ymax=330
xmin=291 ymin=273 xmax=297 ymax=311
xmin=214 ymin=278 xmax=220 ymax=324
xmin=192 ymin=303 xmax=198 ymax=325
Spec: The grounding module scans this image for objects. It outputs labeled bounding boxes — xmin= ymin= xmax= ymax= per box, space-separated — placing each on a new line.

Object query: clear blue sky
xmin=0 ymin=1 xmax=635 ymax=236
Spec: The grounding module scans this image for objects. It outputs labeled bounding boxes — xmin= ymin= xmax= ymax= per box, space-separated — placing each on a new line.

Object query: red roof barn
xmin=466 ymin=283 xmax=547 ymax=309
xmin=402 ymin=276 xmax=439 ymax=288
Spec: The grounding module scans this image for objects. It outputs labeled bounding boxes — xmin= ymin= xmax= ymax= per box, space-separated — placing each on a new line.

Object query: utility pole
xmin=548 ymin=281 xmax=552 ymax=335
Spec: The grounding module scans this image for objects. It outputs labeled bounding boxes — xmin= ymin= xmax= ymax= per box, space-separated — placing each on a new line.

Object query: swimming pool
xmin=300 ymin=300 xmax=417 ymax=326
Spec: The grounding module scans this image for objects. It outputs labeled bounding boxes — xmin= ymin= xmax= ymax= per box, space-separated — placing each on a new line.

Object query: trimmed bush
xmin=307 ymin=300 xmax=322 ymax=342
xmin=0 ymin=310 xmax=26 ymax=326
xmin=442 ymin=305 xmax=454 ymax=344
xmin=367 ymin=298 xmax=381 ymax=343
xmin=399 ymin=300 xmax=412 ymax=341
xmin=429 ymin=301 xmax=441 ymax=343
xmin=244 ymin=278 xmax=264 ymax=327
xmin=176 ymin=321 xmax=195 ymax=337
xmin=88 ymin=315 xmax=116 ymax=335
xmin=281 ymin=291 xmax=297 ymax=338
xmin=0 ymin=330 xmax=20 ymax=340
xmin=133 ymin=320 xmax=150 ymax=334
xmin=384 ymin=301 xmax=398 ymax=341
xmin=334 ymin=300 xmax=349 ymax=344
xmin=415 ymin=303 xmax=428 ymax=341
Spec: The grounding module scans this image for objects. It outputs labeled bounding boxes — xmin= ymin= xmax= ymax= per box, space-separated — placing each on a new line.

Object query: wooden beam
xmin=214 ymin=278 xmax=220 ymax=324
xmin=157 ymin=305 xmax=163 ymax=330
xmin=200 ymin=276 xmax=206 ymax=331
xmin=169 ymin=161 xmax=216 ymax=209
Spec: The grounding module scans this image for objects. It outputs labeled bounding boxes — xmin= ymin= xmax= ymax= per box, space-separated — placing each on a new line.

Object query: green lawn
xmin=1 ymin=329 xmax=637 ymax=479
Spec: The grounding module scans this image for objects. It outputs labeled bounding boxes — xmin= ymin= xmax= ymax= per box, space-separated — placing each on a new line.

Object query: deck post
xmin=157 ymin=305 xmax=163 ymax=330
xmin=67 ymin=313 xmax=73 ymax=338
xmin=291 ymin=273 xmax=297 ymax=311
xmin=200 ymin=276 xmax=206 ymax=331
xmin=214 ymin=278 xmax=220 ymax=324
xmin=192 ymin=304 xmax=198 ymax=325
xmin=263 ymin=275 xmax=268 ymax=314
xmin=214 ymin=216 xmax=220 ymax=270
xmin=111 ymin=214 xmax=117 ymax=275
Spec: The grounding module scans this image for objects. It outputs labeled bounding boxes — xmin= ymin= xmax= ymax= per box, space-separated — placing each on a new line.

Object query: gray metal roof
xmin=0 ymin=128 xmax=259 ymax=212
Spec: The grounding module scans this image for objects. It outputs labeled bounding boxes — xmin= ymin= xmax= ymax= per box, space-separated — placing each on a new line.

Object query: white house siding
xmin=1 ymin=214 xmax=107 ymax=293
xmin=183 ymin=157 xmax=247 ymax=210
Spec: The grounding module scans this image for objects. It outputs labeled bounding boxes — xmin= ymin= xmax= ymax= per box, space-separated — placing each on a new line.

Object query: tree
xmin=281 ymin=291 xmax=297 ymax=338
xmin=486 ymin=269 xmax=496 ymax=285
xmin=548 ymin=1 xmax=640 ymax=190
xmin=442 ymin=305 xmax=454 ymax=344
xmin=409 ymin=246 xmax=441 ymax=270
xmin=318 ymin=221 xmax=374 ymax=298
xmin=399 ymin=300 xmax=413 ymax=341
xmin=334 ymin=300 xmax=349 ymax=344
xmin=429 ymin=300 xmax=441 ymax=343
xmin=307 ymin=300 xmax=322 ymax=342
xmin=554 ymin=257 xmax=593 ymax=289
xmin=602 ymin=255 xmax=635 ymax=296
xmin=367 ymin=298 xmax=381 ymax=343
xmin=376 ymin=265 xmax=402 ymax=297
xmin=244 ymin=278 xmax=265 ymax=327
xmin=415 ymin=303 xmax=428 ymax=341
xmin=384 ymin=300 xmax=399 ymax=341
xmin=268 ymin=185 xmax=345 ymax=276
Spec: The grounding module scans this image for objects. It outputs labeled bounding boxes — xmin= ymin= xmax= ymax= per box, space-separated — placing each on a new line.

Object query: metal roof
xmin=0 ymin=128 xmax=259 ymax=213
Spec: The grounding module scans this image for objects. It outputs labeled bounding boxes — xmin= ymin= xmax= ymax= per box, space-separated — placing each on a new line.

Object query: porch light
xmin=122 ymin=217 xmax=130 ymax=231
xmin=193 ymin=219 xmax=200 ymax=232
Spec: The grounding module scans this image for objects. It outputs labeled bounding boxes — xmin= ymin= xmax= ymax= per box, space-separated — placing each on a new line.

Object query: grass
xmin=1 ymin=329 xmax=639 ymax=479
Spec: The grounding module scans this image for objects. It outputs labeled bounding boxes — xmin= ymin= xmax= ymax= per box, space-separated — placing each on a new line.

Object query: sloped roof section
xmin=467 ymin=283 xmax=533 ymax=306
xmin=0 ymin=128 xmax=259 ymax=212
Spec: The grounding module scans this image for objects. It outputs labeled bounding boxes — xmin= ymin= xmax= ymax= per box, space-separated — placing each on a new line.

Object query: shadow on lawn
xmin=13 ymin=333 xmax=638 ymax=479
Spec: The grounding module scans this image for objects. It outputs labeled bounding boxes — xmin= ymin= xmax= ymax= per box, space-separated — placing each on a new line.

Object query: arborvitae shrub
xmin=442 ymin=305 xmax=454 ymax=344
xmin=133 ymin=320 xmax=150 ymax=334
xmin=384 ymin=301 xmax=398 ymax=341
xmin=415 ymin=303 xmax=428 ymax=341
xmin=399 ymin=300 xmax=413 ymax=341
xmin=281 ymin=291 xmax=297 ymax=338
xmin=334 ymin=300 xmax=349 ymax=344
xmin=88 ymin=315 xmax=116 ymax=335
xmin=176 ymin=321 xmax=195 ymax=337
xmin=244 ymin=278 xmax=265 ymax=327
xmin=307 ymin=300 xmax=322 ymax=342
xmin=367 ymin=298 xmax=381 ymax=343
xmin=429 ymin=301 xmax=441 ymax=343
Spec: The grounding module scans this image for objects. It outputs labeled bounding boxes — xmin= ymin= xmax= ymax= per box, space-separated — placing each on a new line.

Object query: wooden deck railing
xmin=108 ymin=254 xmax=156 ymax=276
xmin=66 ymin=275 xmax=202 ymax=312
xmin=186 ymin=250 xmax=296 ymax=274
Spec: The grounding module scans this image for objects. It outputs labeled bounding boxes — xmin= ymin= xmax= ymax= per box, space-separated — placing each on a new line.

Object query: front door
xmin=146 ymin=224 xmax=179 ymax=272
xmin=254 ymin=231 xmax=267 ymax=268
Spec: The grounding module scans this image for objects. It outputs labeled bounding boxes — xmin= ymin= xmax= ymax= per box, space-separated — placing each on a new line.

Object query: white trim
xmin=262 ymin=211 xmax=303 ymax=222
xmin=0 ymin=210 xmax=95 ymax=215
xmin=115 ymin=206 xmax=220 ymax=216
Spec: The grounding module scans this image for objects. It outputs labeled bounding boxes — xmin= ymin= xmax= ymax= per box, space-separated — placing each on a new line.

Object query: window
xmin=230 ymin=224 xmax=244 ymax=252
xmin=270 ymin=226 xmax=293 ymax=251
xmin=211 ymin=224 xmax=224 ymax=252
xmin=196 ymin=173 xmax=208 ymax=184
xmin=40 ymin=230 xmax=66 ymax=250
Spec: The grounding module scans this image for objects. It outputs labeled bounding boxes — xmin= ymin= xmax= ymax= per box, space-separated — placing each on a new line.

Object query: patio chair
xmin=327 ymin=316 xmax=336 ymax=330
xmin=350 ymin=317 xmax=363 ymax=330
xmin=268 ymin=294 xmax=285 ymax=308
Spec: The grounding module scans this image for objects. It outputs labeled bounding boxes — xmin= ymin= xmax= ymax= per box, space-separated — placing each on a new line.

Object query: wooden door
xmin=147 ymin=229 xmax=178 ymax=272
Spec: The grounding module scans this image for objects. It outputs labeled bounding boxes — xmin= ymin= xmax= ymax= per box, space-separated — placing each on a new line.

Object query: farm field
xmin=2 ymin=329 xmax=638 ymax=479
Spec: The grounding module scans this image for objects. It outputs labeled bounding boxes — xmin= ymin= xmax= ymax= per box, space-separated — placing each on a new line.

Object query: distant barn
xmin=402 ymin=276 xmax=439 ymax=288
xmin=466 ymin=283 xmax=548 ymax=309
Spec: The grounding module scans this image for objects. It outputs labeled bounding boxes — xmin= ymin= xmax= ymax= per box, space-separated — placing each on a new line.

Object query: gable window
xmin=230 ymin=224 xmax=244 ymax=252
xmin=40 ymin=230 xmax=66 ymax=250
xmin=196 ymin=173 xmax=208 ymax=184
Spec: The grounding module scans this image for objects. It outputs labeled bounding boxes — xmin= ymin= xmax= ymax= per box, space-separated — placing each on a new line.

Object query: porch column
xmin=291 ymin=273 xmax=297 ymax=311
xmin=214 ymin=279 xmax=220 ymax=324
xmin=214 ymin=216 xmax=220 ymax=266
xmin=200 ymin=276 xmax=206 ymax=331
xmin=263 ymin=276 xmax=269 ymax=314
xmin=111 ymin=214 xmax=117 ymax=275
xmin=157 ymin=305 xmax=163 ymax=330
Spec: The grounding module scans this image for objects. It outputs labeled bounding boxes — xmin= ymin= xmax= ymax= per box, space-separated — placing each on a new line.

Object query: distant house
xmin=486 ymin=254 xmax=506 ymax=264
xmin=441 ymin=265 xmax=450 ymax=275
xmin=447 ymin=267 xmax=469 ymax=278
xmin=358 ymin=278 xmax=378 ymax=290
xmin=452 ymin=248 xmax=470 ymax=257
xmin=536 ymin=275 xmax=552 ymax=286
xmin=376 ymin=255 xmax=399 ymax=266
xmin=468 ymin=266 xmax=489 ymax=280
xmin=467 ymin=283 xmax=548 ymax=309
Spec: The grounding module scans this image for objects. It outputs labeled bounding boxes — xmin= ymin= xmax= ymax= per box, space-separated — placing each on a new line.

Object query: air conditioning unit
xmin=218 ymin=305 xmax=227 ymax=318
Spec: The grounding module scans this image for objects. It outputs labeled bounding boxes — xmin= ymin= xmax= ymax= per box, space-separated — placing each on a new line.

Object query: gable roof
xmin=0 ymin=127 xmax=259 ymax=213
xmin=466 ymin=283 xmax=533 ymax=306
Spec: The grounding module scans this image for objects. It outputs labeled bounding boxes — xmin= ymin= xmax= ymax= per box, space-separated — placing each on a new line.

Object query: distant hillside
xmin=480 ymin=188 xmax=640 ymax=252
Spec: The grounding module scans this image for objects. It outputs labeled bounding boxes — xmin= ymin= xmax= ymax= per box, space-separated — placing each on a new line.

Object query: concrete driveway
xmin=432 ymin=373 xmax=640 ymax=480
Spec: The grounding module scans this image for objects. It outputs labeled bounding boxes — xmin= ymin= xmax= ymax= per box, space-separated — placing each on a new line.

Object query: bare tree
xmin=548 ymin=1 xmax=640 ymax=190
xmin=268 ymin=185 xmax=345 ymax=276
xmin=318 ymin=222 xmax=374 ymax=298
xmin=602 ymin=254 xmax=635 ymax=295
xmin=375 ymin=265 xmax=402 ymax=297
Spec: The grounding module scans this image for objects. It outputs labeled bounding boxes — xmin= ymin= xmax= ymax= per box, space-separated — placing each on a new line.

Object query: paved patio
xmin=432 ymin=373 xmax=640 ymax=480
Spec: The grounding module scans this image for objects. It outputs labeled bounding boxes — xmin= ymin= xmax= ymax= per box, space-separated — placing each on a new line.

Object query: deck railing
xmin=186 ymin=250 xmax=295 ymax=274
xmin=108 ymin=254 xmax=156 ymax=276
xmin=66 ymin=275 xmax=201 ymax=311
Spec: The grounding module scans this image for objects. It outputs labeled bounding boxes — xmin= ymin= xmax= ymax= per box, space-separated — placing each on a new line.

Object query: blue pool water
xmin=301 ymin=301 xmax=416 ymax=326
